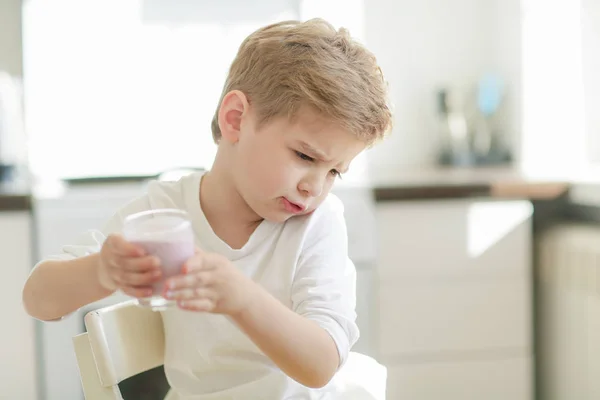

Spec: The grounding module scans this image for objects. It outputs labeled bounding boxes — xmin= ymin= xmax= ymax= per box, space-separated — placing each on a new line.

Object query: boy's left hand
xmin=164 ymin=249 xmax=256 ymax=315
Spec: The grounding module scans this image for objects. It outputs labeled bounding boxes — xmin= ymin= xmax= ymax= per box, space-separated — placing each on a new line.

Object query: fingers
xmin=177 ymin=299 xmax=216 ymax=312
xmin=165 ymin=270 xmax=213 ymax=291
xmin=163 ymin=270 xmax=216 ymax=312
xmin=113 ymin=259 xmax=161 ymax=298
xmin=115 ymin=268 xmax=162 ymax=287
xmin=115 ymin=254 xmax=160 ymax=273
xmin=183 ymin=252 xmax=221 ymax=273
xmin=165 ymin=287 xmax=215 ymax=301
xmin=106 ymin=254 xmax=161 ymax=279
xmin=103 ymin=253 xmax=161 ymax=291
xmin=182 ymin=254 xmax=203 ymax=273
xmin=100 ymin=235 xmax=165 ymax=298
xmin=105 ymin=234 xmax=145 ymax=257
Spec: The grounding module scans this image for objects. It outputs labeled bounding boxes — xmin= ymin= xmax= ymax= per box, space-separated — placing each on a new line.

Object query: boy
xmin=23 ymin=19 xmax=392 ymax=399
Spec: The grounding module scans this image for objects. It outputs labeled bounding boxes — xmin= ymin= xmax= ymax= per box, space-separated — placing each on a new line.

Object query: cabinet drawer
xmin=0 ymin=212 xmax=38 ymax=399
xmin=375 ymin=200 xmax=532 ymax=280
xmin=377 ymin=278 xmax=531 ymax=356
xmin=386 ymin=356 xmax=533 ymax=400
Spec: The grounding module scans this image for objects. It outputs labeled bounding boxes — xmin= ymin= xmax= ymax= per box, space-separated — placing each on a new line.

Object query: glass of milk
xmin=123 ymin=209 xmax=195 ymax=311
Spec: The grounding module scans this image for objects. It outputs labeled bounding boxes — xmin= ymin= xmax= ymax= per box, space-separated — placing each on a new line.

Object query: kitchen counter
xmin=0 ymin=180 xmax=31 ymax=211
xmin=0 ymin=166 xmax=581 ymax=211
xmin=367 ymin=166 xmax=571 ymax=202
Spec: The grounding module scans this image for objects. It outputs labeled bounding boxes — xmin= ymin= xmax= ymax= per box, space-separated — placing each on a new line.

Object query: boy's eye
xmin=295 ymin=151 xmax=314 ymax=162
xmin=295 ymin=150 xmax=342 ymax=179
xmin=330 ymin=169 xmax=342 ymax=179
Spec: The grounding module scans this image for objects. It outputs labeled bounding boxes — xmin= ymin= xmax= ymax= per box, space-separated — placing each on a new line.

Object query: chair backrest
xmin=72 ymin=300 xmax=165 ymax=399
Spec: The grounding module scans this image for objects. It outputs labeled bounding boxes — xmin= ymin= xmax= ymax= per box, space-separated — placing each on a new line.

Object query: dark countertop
xmin=0 ymin=180 xmax=32 ymax=211
xmin=368 ymin=167 xmax=571 ymax=202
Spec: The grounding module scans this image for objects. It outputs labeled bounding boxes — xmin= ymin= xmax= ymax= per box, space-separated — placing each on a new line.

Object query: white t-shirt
xmin=46 ymin=172 xmax=360 ymax=399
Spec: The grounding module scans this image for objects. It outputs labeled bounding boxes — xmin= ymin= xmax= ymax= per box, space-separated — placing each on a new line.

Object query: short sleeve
xmin=290 ymin=196 xmax=360 ymax=368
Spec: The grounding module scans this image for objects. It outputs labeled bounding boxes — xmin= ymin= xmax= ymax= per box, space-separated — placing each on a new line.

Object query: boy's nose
xmin=298 ymin=175 xmax=324 ymax=198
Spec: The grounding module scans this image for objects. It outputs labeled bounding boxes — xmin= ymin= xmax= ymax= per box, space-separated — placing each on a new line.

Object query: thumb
xmin=183 ymin=249 xmax=204 ymax=273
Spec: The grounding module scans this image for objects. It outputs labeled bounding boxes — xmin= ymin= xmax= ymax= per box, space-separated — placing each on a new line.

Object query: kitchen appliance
xmin=436 ymin=74 xmax=513 ymax=167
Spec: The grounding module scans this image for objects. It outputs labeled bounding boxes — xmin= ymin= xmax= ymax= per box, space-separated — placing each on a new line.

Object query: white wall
xmin=0 ymin=0 xmax=28 ymax=169
xmin=488 ymin=0 xmax=522 ymax=165
xmin=582 ymin=0 xmax=600 ymax=163
xmin=363 ymin=0 xmax=521 ymax=172
xmin=0 ymin=0 xmax=23 ymax=77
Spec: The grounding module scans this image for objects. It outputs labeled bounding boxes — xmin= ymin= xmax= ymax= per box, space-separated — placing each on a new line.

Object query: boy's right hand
xmin=97 ymin=234 xmax=162 ymax=298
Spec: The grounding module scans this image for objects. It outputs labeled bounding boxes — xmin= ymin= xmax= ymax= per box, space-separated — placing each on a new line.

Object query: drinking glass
xmin=123 ymin=209 xmax=195 ymax=311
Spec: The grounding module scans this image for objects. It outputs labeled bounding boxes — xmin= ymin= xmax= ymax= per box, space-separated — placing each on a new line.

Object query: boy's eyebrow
xmin=297 ymin=140 xmax=349 ymax=173
xmin=297 ymin=141 xmax=331 ymax=162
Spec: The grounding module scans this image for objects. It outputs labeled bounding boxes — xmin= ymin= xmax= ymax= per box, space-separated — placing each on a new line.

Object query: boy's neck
xmin=199 ymin=160 xmax=263 ymax=248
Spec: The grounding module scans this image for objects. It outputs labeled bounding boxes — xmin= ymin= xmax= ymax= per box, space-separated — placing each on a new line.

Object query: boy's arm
xmin=23 ymin=253 xmax=114 ymax=321
xmin=167 ymin=196 xmax=358 ymax=388
xmin=235 ymin=199 xmax=358 ymax=388
xmin=231 ymin=284 xmax=343 ymax=388
xmin=171 ymin=251 xmax=357 ymax=389
xmin=22 ymin=196 xmax=151 ymax=321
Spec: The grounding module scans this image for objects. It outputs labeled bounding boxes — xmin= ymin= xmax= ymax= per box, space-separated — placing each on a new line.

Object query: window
xmin=521 ymin=0 xmax=585 ymax=173
xmin=22 ymin=0 xmax=366 ymax=181
xmin=521 ymin=0 xmax=600 ymax=172
xmin=581 ymin=0 xmax=600 ymax=163
xmin=22 ymin=0 xmax=300 ymax=180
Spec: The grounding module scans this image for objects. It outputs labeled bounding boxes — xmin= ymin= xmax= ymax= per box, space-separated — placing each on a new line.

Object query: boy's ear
xmin=218 ymin=90 xmax=249 ymax=144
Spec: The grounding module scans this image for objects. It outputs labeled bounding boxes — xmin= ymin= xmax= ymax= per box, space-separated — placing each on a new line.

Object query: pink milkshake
xmin=123 ymin=209 xmax=195 ymax=311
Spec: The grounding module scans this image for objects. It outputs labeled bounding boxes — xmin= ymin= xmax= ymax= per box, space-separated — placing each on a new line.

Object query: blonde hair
xmin=211 ymin=18 xmax=392 ymax=144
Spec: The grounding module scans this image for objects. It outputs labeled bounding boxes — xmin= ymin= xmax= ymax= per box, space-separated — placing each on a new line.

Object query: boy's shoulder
xmin=284 ymin=193 xmax=348 ymax=257
xmin=144 ymin=171 xmax=203 ymax=211
xmin=311 ymin=192 xmax=345 ymax=219
xmin=289 ymin=192 xmax=346 ymax=236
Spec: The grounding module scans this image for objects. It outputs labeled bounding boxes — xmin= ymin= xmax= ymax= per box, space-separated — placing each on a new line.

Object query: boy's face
xmin=232 ymin=107 xmax=366 ymax=223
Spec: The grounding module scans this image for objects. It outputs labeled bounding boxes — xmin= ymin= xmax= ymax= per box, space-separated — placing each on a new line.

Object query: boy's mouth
xmin=281 ymin=197 xmax=305 ymax=214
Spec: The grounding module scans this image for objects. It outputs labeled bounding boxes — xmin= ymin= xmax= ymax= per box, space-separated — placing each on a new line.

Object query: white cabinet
xmin=0 ymin=211 xmax=37 ymax=399
xmin=378 ymin=279 xmax=531 ymax=355
xmin=375 ymin=199 xmax=534 ymax=399
xmin=387 ymin=357 xmax=533 ymax=400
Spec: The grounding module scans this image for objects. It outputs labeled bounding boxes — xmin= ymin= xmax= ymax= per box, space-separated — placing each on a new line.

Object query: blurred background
xmin=1 ymin=0 xmax=600 ymax=399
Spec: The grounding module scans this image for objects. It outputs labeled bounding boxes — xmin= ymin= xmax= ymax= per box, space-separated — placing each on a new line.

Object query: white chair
xmin=73 ymin=301 xmax=387 ymax=400
xmin=73 ymin=300 xmax=166 ymax=399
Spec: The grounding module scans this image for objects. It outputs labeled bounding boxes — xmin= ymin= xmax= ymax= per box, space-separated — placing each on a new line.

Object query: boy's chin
xmin=251 ymin=200 xmax=310 ymax=223
xmin=256 ymin=207 xmax=299 ymax=223
xmin=260 ymin=212 xmax=294 ymax=224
